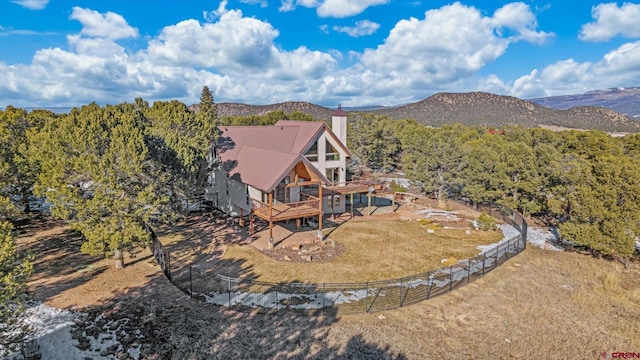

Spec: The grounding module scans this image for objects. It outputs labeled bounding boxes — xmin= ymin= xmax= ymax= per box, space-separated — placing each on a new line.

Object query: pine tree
xmin=196 ymin=85 xmax=218 ymax=129
xmin=30 ymin=101 xmax=213 ymax=269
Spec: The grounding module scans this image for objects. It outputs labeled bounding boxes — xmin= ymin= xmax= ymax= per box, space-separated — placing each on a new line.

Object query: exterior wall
xmin=322 ymin=194 xmax=346 ymax=214
xmin=205 ymin=168 xmax=251 ymax=217
xmin=308 ymin=131 xmax=347 ymax=186
xmin=332 ymin=114 xmax=347 ymax=150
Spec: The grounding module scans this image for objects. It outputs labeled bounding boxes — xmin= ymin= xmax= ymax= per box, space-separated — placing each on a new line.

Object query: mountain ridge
xmin=210 ymin=91 xmax=640 ymax=133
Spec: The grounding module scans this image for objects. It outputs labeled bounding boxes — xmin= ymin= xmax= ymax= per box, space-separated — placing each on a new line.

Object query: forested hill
xmin=200 ymin=92 xmax=640 ymax=133
xmin=194 ymin=101 xmax=335 ymax=121
xmin=373 ymin=92 xmax=639 ymax=133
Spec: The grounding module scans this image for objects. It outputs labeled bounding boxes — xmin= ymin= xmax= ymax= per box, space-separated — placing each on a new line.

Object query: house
xmin=206 ymin=107 xmax=381 ymax=245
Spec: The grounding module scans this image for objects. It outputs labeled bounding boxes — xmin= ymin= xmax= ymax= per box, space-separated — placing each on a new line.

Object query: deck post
xmin=331 ymin=192 xmax=335 ymax=219
xmin=239 ymin=207 xmax=244 ymax=227
xmin=318 ymin=183 xmax=323 ymax=241
xmin=249 ymin=209 xmax=254 ymax=234
xmin=350 ymin=193 xmax=354 ymax=219
xmin=268 ymin=192 xmax=274 ymax=249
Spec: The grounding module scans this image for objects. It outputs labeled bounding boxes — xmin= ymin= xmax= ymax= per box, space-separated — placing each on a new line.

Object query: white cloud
xmin=203 ymin=0 xmax=230 ymax=21
xmin=0 ymin=28 xmax=56 ymax=36
xmin=69 ymin=7 xmax=139 ymax=40
xmin=10 ymin=0 xmax=48 ymax=10
xmin=145 ymin=11 xmax=281 ymax=72
xmin=579 ymin=2 xmax=640 ymax=41
xmin=317 ymin=0 xmax=389 ymax=18
xmin=491 ymin=2 xmax=552 ymax=44
xmin=511 ymin=41 xmax=640 ymax=98
xmin=278 ymin=0 xmax=296 ymax=12
xmin=277 ymin=0 xmax=386 ymax=17
xmin=356 ymin=1 xmax=552 ymax=99
xmin=2 ymin=2 xmax=593 ymax=108
xmin=241 ymin=0 xmax=268 ymax=7
xmin=333 ymin=20 xmax=380 ymax=37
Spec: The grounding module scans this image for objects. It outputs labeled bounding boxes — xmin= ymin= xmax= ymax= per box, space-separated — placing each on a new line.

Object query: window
xmin=326 ymin=167 xmax=339 ymax=184
xmin=305 ymin=141 xmax=318 ymax=161
xmin=325 ymin=139 xmax=339 ymax=161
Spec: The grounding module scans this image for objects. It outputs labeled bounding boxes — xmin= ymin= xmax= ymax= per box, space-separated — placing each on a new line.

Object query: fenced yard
xmin=150 ymin=202 xmax=527 ymax=315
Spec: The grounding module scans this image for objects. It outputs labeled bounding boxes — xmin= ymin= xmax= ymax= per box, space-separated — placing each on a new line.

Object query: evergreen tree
xmin=31 ymin=101 xmax=213 ymax=269
xmin=196 ymin=85 xmax=218 ymax=129
xmin=0 ymin=107 xmax=50 ymax=214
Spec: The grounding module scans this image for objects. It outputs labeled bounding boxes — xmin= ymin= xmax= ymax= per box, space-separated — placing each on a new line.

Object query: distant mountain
xmin=371 ymin=91 xmax=639 ymax=133
xmin=529 ymin=87 xmax=640 ymax=119
xmin=199 ymin=91 xmax=640 ymax=133
xmin=0 ymin=106 xmax=72 ymax=114
xmin=193 ymin=101 xmax=335 ymax=121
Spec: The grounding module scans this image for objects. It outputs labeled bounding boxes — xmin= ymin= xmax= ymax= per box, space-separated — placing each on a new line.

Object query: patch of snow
xmin=4 ymin=302 xmax=140 ymax=360
xmin=527 ymin=227 xmax=564 ymax=251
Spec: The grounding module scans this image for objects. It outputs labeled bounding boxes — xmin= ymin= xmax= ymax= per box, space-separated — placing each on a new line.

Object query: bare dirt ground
xmin=15 ymin=207 xmax=640 ymax=359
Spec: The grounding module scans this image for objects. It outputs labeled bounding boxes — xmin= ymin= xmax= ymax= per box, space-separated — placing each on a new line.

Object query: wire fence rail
xmin=148 ymin=201 xmax=527 ymax=315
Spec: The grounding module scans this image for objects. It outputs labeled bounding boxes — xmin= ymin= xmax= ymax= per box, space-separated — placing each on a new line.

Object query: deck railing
xmin=251 ymin=195 xmax=320 ymax=214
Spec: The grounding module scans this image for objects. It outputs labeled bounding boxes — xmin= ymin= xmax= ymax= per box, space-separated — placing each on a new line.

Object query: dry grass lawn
xmin=222 ymin=219 xmax=503 ymax=283
xmin=16 ymin=217 xmax=640 ymax=359
xmin=339 ymin=247 xmax=640 ymax=359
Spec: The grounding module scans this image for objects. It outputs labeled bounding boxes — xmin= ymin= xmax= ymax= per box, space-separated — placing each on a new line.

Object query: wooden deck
xmin=327 ymin=176 xmax=386 ymax=195
xmin=253 ymin=203 xmax=321 ymax=222
xmin=252 ymin=196 xmax=321 ymax=222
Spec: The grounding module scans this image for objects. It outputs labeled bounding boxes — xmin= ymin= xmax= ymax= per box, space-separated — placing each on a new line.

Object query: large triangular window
xmin=305 ymin=141 xmax=318 ymax=161
xmin=325 ymin=139 xmax=339 ymax=161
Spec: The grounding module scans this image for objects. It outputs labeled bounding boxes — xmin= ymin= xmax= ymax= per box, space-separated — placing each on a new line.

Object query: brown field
xmin=16 ymin=213 xmax=640 ymax=359
xmin=221 ymin=219 xmax=502 ymax=283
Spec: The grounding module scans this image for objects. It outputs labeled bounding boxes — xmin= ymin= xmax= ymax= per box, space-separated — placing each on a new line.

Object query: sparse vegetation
xmin=476 ymin=212 xmax=497 ymax=231
xmin=221 ymin=219 xmax=502 ymax=283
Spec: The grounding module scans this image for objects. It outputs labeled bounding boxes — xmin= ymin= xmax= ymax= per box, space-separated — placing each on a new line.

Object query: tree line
xmin=347 ymin=113 xmax=640 ymax=257
xmin=0 ymin=88 xmax=217 ymax=342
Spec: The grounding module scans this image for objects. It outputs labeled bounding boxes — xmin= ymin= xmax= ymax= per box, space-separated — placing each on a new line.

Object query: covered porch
xmin=243 ymin=159 xmax=330 ymax=249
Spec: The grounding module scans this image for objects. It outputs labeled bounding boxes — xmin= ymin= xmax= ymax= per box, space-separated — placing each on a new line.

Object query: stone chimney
xmin=331 ymin=105 xmax=347 ymax=146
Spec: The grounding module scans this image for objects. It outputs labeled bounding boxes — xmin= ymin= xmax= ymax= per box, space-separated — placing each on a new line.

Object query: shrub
xmin=476 ymin=212 xmax=497 ymax=231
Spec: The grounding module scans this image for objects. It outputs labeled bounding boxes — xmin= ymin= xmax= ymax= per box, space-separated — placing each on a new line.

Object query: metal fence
xmin=149 ymin=202 xmax=527 ymax=315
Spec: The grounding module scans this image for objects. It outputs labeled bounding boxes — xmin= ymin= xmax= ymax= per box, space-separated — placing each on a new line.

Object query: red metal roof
xmin=216 ymin=121 xmax=343 ymax=192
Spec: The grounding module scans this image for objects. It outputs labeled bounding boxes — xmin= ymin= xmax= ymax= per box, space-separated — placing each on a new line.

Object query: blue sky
xmin=1 ymin=0 xmax=640 ymax=108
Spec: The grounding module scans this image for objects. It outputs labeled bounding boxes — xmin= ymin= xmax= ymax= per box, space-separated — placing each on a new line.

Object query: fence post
xmin=365 ymin=282 xmax=369 ymax=313
xmin=399 ymin=278 xmax=403 ymax=307
xmin=426 ymin=272 xmax=431 ymax=299
xmin=449 ymin=265 xmax=453 ymax=291
xmin=482 ymin=254 xmax=486 ymax=276
xmin=467 ymin=259 xmax=471 ymax=283
xmin=189 ymin=266 xmax=193 ymax=298
xmin=322 ymin=283 xmax=325 ymax=314
xmin=506 ymin=241 xmax=510 ymax=260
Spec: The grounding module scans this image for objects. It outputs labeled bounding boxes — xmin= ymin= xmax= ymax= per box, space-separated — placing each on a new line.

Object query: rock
xmin=291 ymin=244 xmax=301 ymax=250
xmin=305 ymin=255 xmax=312 ymax=262
xmin=283 ymin=255 xmax=291 ymax=261
xmin=377 ymin=314 xmax=386 ymax=320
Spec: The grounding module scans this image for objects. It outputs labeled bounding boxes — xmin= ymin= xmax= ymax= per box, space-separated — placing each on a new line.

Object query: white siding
xmin=205 ymin=169 xmax=251 ymax=217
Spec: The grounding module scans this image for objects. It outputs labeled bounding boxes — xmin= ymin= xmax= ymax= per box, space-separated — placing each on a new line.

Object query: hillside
xmin=194 ymin=101 xmax=335 ymax=121
xmin=529 ymin=87 xmax=640 ymax=119
xmin=372 ymin=92 xmax=639 ymax=133
xmin=208 ymin=92 xmax=640 ymax=133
